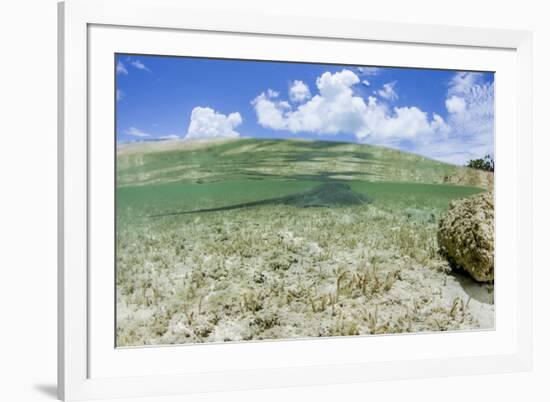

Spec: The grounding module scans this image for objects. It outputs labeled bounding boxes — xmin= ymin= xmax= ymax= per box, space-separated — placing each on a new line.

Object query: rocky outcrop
xmin=437 ymin=192 xmax=494 ymax=282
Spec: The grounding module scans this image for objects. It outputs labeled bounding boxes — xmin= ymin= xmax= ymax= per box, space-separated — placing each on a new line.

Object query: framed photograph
xmin=58 ymin=0 xmax=533 ymax=400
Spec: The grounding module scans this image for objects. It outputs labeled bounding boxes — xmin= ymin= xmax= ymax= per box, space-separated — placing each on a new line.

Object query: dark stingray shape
xmin=151 ymin=182 xmax=372 ymax=218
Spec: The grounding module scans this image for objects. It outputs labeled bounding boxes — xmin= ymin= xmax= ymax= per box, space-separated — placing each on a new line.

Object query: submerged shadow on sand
xmin=151 ymin=182 xmax=372 ymax=218
xmin=450 ymin=270 xmax=494 ymax=304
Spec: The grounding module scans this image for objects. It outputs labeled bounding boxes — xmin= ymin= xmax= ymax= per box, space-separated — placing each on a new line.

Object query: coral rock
xmin=437 ymin=192 xmax=494 ymax=282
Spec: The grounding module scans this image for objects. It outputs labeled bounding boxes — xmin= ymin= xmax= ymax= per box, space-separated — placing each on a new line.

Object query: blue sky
xmin=116 ymin=54 xmax=494 ymax=165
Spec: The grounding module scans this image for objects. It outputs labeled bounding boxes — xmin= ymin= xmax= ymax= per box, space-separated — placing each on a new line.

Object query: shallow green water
xmin=117 ymin=138 xmax=487 ymax=223
xmin=117 ymin=179 xmax=318 ymax=216
xmin=350 ymin=181 xmax=484 ymax=210
xmin=117 ymin=178 xmax=484 ymax=220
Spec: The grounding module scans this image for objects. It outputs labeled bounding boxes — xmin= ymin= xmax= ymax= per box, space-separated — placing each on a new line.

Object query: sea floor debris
xmin=117 ymin=202 xmax=494 ymax=346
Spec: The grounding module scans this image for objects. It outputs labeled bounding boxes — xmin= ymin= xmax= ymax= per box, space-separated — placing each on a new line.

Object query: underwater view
xmin=115 ymin=55 xmax=495 ymax=346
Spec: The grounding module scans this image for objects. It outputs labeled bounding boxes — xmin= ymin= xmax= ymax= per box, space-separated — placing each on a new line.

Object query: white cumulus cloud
xmin=445 ymin=95 xmax=466 ymax=114
xmin=446 ymin=72 xmax=494 ymax=137
xmin=414 ymin=72 xmax=494 ymax=164
xmin=185 ymin=107 xmax=242 ymax=140
xmin=251 ymin=92 xmax=290 ymax=131
xmin=266 ymin=89 xmax=279 ymax=98
xmin=251 ymin=68 xmax=493 ymax=165
xmin=448 ymin=72 xmax=483 ymax=95
xmin=444 ymin=72 xmax=494 ymax=159
xmin=252 ymin=69 xmax=448 ymax=145
xmin=289 ymin=80 xmax=311 ymax=103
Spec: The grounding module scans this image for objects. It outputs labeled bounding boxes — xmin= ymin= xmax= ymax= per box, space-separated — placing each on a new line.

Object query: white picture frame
xmin=58 ymin=0 xmax=533 ymax=400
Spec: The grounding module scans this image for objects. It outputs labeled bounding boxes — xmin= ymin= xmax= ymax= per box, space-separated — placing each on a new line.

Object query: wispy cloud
xmin=116 ymin=89 xmax=124 ymax=101
xmin=116 ymin=61 xmax=128 ymax=75
xmin=124 ymin=127 xmax=151 ymax=137
xmin=445 ymin=72 xmax=494 ymax=139
xmin=406 ymin=72 xmax=494 ymax=164
xmin=130 ymin=59 xmax=151 ymax=72
xmin=357 ymin=67 xmax=382 ymax=76
xmin=376 ymin=81 xmax=398 ymax=101
xmin=439 ymin=72 xmax=494 ymax=163
xmin=122 ymin=127 xmax=182 ymax=140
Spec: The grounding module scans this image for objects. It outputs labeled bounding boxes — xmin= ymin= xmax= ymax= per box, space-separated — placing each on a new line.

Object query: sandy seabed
xmin=116 ymin=202 xmax=494 ymax=347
